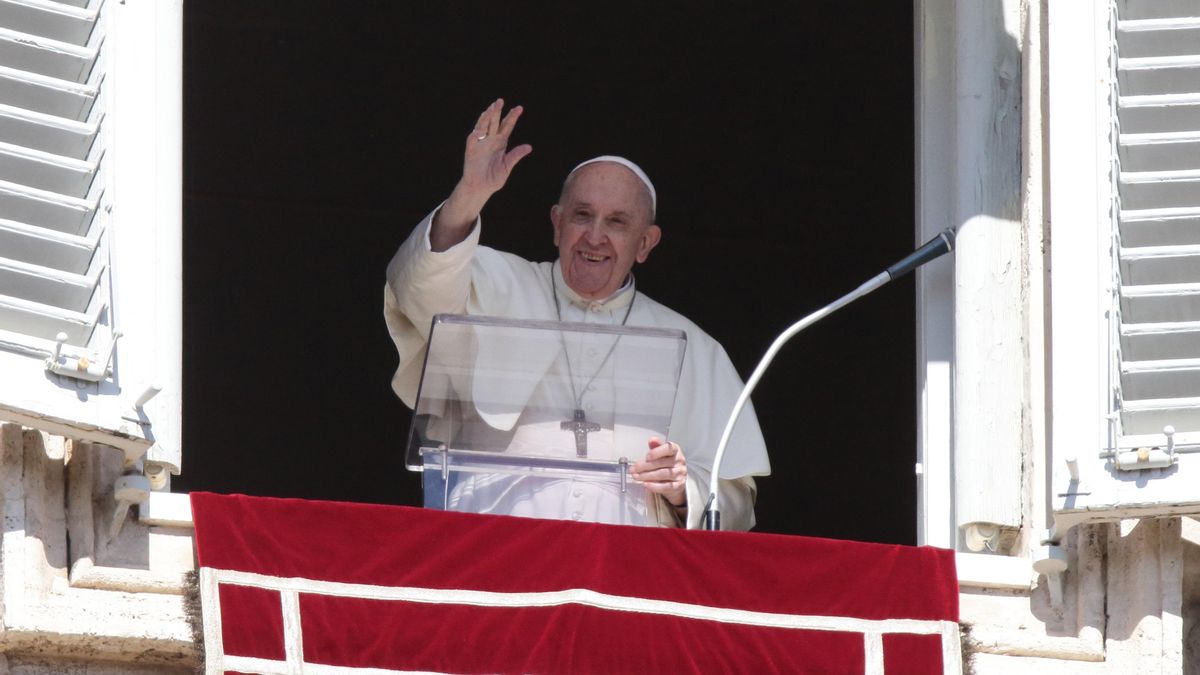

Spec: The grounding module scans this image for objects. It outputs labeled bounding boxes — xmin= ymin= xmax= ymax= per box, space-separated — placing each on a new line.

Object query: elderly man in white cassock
xmin=384 ymin=99 xmax=770 ymax=530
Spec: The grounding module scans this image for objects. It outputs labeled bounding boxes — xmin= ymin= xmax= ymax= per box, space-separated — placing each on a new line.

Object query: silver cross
xmin=561 ymin=409 xmax=601 ymax=458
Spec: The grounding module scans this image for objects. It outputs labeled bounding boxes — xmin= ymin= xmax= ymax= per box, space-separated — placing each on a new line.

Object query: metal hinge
xmin=1111 ymin=425 xmax=1178 ymax=471
xmin=45 ymin=331 xmax=121 ymax=383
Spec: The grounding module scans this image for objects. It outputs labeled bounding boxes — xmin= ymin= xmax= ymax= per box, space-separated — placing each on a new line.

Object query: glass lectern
xmin=405 ymin=314 xmax=687 ymax=526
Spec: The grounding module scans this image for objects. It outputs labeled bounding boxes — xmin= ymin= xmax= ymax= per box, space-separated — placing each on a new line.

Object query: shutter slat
xmin=1118 ymin=58 xmax=1200 ymax=98
xmin=1120 ymin=397 xmax=1200 ymax=436
xmin=0 ymin=253 xmax=98 ymax=310
xmin=1119 ymin=245 xmax=1200 ymax=285
xmin=1121 ymin=321 xmax=1200 ymax=361
xmin=0 ymin=290 xmax=97 ymax=344
xmin=0 ymin=64 xmax=95 ymax=120
xmin=1120 ymin=283 xmax=1200 ymax=325
xmin=1119 ymin=293 xmax=1200 ymax=323
xmin=1118 ymin=18 xmax=1200 ymax=58
xmin=1119 ymin=133 xmax=1200 ymax=172
xmin=0 ymin=177 xmax=95 ymax=234
xmin=1116 ymin=0 xmax=1200 ymax=21
xmin=0 ymin=137 xmax=95 ymax=195
xmin=0 ymin=102 xmax=96 ymax=157
xmin=1118 ymin=171 xmax=1200 ymax=210
xmin=1119 ymin=209 xmax=1200 ymax=248
xmin=0 ymin=26 xmax=95 ymax=85
xmin=0 ymin=0 xmax=97 ymax=45
xmin=1118 ymin=94 xmax=1200 ymax=134
xmin=1122 ymin=358 xmax=1200 ymax=399
xmin=0 ymin=216 xmax=95 ymax=273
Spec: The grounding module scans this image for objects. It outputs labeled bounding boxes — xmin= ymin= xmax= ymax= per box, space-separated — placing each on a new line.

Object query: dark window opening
xmin=179 ymin=2 xmax=916 ymax=543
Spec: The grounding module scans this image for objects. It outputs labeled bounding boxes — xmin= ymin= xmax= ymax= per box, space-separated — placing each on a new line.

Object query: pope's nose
xmin=584 ymin=222 xmax=606 ymax=245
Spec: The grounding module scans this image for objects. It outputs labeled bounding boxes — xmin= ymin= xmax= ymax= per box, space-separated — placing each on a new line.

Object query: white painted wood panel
xmin=951 ymin=0 xmax=1027 ymax=538
xmin=1114 ymin=0 xmax=1200 ymax=443
xmin=0 ymin=0 xmax=182 ymax=478
xmin=1052 ymin=0 xmax=1200 ymax=529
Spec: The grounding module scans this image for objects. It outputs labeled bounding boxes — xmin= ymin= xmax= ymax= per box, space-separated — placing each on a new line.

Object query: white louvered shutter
xmin=1049 ymin=0 xmax=1200 ymax=530
xmin=0 ymin=0 xmax=106 ymax=348
xmin=1114 ymin=0 xmax=1200 ymax=449
xmin=0 ymin=0 xmax=181 ymax=479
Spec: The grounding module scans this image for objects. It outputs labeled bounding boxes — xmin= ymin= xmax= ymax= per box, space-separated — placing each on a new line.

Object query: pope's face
xmin=551 ymin=163 xmax=661 ymax=300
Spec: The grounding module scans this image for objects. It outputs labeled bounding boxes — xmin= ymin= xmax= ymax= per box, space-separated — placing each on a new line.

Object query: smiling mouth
xmin=578 ymin=251 xmax=609 ymax=263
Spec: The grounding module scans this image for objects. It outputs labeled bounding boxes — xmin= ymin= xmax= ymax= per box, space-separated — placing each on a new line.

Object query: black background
xmin=175 ymin=2 xmax=918 ymax=543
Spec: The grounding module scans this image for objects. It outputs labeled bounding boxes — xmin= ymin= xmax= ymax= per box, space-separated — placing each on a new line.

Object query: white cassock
xmin=384 ymin=206 xmax=772 ymax=530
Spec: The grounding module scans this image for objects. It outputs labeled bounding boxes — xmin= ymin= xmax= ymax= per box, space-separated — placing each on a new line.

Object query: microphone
xmin=702 ymin=229 xmax=956 ymax=531
xmin=887 ymin=230 xmax=956 ymax=280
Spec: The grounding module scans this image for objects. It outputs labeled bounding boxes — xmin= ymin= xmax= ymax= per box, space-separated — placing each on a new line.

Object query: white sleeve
xmin=649 ymin=469 xmax=757 ymax=531
xmin=383 ymin=206 xmax=481 ymax=406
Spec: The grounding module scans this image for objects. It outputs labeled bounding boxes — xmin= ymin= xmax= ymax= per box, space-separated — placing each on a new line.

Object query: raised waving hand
xmin=462 ymin=99 xmax=532 ymax=196
xmin=430 ymin=99 xmax=532 ymax=251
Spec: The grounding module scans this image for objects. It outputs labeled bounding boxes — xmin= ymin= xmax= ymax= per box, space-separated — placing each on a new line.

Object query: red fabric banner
xmin=192 ymin=492 xmax=959 ymax=674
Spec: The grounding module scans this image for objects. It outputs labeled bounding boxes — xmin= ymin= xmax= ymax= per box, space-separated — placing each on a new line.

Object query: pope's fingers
xmin=486 ymin=98 xmax=504 ymax=135
xmin=637 ymin=454 xmax=673 ymax=472
xmin=498 ymin=105 xmax=524 ymax=137
xmin=632 ymin=458 xmax=673 ymax=475
xmin=632 ymin=458 xmax=686 ymax=479
xmin=646 ymin=466 xmax=683 ymax=481
xmin=638 ymin=473 xmax=686 ymax=493
xmin=645 ymin=440 xmax=680 ymax=462
xmin=504 ymin=144 xmax=533 ymax=170
xmin=474 ymin=99 xmax=498 ymax=131
xmin=641 ymin=484 xmax=683 ymax=498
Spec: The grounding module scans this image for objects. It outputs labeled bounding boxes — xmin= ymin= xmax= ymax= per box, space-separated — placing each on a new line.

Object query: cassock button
xmin=572 ymin=488 xmax=582 ymax=498
xmin=571 ymin=512 xmax=582 ymax=520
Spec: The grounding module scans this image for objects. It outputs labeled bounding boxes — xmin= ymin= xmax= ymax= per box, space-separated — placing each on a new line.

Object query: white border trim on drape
xmin=201 ymin=566 xmax=962 ymax=675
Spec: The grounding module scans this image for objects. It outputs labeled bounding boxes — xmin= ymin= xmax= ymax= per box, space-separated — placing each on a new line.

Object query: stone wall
xmin=964 ymin=518 xmax=1200 ymax=673
xmin=0 ymin=424 xmax=197 ymax=672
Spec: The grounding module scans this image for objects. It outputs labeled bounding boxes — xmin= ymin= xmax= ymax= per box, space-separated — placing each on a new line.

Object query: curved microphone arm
xmin=702 ymin=229 xmax=955 ymax=531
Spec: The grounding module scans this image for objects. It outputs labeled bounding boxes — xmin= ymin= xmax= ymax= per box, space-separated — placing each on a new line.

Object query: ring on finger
xmin=475 ymin=134 xmax=487 ymax=141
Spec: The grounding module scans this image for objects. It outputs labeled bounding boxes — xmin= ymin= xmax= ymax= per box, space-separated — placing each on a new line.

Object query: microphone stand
xmin=702 ymin=229 xmax=957 ymax=531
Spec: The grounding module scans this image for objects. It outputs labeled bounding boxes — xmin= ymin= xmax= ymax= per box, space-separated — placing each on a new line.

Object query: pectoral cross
xmin=561 ymin=409 xmax=600 ymax=458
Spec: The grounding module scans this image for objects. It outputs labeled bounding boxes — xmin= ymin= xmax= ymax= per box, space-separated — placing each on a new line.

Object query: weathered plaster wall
xmin=963 ymin=518 xmax=1200 ymax=674
xmin=1182 ymin=517 xmax=1200 ymax=672
xmin=0 ymin=424 xmax=197 ymax=672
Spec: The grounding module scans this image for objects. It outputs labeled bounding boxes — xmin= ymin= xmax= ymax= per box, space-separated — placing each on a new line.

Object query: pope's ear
xmin=636 ymin=224 xmax=662 ymax=264
xmin=550 ymin=205 xmax=562 ymax=246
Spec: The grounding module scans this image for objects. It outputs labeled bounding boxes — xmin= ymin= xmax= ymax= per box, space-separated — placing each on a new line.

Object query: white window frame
xmin=1045 ymin=1 xmax=1113 ymax=533
xmin=915 ymin=0 xmax=1038 ymax=589
xmin=0 ymin=0 xmax=182 ymax=477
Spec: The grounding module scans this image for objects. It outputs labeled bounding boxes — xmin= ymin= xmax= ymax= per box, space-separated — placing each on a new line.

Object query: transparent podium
xmin=405 ymin=314 xmax=687 ymax=527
